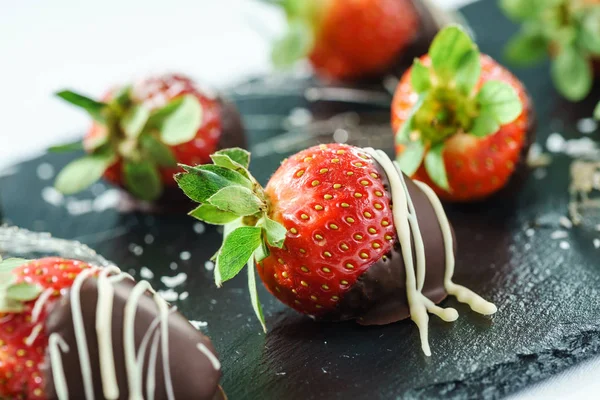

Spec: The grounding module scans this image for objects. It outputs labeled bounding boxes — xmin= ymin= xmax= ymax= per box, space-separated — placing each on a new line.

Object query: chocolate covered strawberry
xmin=270 ymin=0 xmax=421 ymax=80
xmin=392 ymin=25 xmax=534 ymax=202
xmin=177 ymin=144 xmax=497 ymax=355
xmin=52 ymin=74 xmax=245 ymax=202
xmin=501 ymin=0 xmax=600 ymax=102
xmin=0 ymin=256 xmax=223 ymax=399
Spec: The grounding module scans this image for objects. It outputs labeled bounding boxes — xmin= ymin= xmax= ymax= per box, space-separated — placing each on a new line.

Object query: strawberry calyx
xmin=501 ymin=0 xmax=600 ymax=102
xmin=269 ymin=0 xmax=323 ymax=68
xmin=396 ymin=25 xmax=523 ymax=191
xmin=176 ymin=148 xmax=287 ymax=331
xmin=0 ymin=257 xmax=41 ymax=313
xmin=51 ymin=86 xmax=204 ymax=201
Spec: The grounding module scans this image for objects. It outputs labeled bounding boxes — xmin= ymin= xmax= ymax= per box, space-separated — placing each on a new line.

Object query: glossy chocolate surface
xmin=42 ymin=278 xmax=221 ymax=400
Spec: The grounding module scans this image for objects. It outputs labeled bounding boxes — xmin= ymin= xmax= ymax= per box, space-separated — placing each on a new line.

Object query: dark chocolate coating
xmin=321 ymin=161 xmax=452 ymax=325
xmin=42 ymin=278 xmax=222 ymax=400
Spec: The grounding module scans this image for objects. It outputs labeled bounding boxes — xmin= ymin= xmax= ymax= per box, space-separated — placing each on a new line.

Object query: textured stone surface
xmin=2 ymin=1 xmax=600 ymax=399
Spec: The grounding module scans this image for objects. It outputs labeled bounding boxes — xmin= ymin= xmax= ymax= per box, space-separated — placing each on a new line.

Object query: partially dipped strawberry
xmin=270 ymin=0 xmax=421 ymax=80
xmin=52 ymin=74 xmax=245 ymax=202
xmin=177 ymin=144 xmax=497 ymax=355
xmin=392 ymin=25 xmax=534 ymax=202
xmin=0 ymin=256 xmax=223 ymax=399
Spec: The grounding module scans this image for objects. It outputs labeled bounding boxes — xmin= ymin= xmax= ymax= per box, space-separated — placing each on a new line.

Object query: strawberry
xmin=391 ymin=25 xmax=534 ymax=202
xmin=0 ymin=257 xmax=98 ymax=399
xmin=271 ymin=0 xmax=420 ymax=80
xmin=51 ymin=74 xmax=245 ymax=202
xmin=176 ymin=144 xmax=497 ymax=355
xmin=501 ymin=0 xmax=600 ymax=102
xmin=0 ymin=256 xmax=224 ymax=399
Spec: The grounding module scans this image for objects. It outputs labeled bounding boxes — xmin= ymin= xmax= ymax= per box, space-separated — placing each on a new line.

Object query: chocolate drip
xmin=321 ymin=160 xmax=452 ymax=325
xmin=42 ymin=278 xmax=222 ymax=400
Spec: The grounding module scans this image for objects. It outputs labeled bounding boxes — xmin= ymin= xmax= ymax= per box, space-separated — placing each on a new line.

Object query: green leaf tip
xmin=429 ymin=24 xmax=479 ymax=87
xmin=55 ymin=152 xmax=116 ymax=195
xmin=552 ymin=46 xmax=593 ymax=101
xmin=272 ymin=18 xmax=315 ymax=68
xmin=424 ymin=143 xmax=450 ymax=191
xmin=124 ymin=160 xmax=163 ymax=202
xmin=594 ymin=102 xmax=600 ymax=121
xmin=158 ymin=95 xmax=204 ymax=146
xmin=56 ymin=90 xmax=108 ymax=124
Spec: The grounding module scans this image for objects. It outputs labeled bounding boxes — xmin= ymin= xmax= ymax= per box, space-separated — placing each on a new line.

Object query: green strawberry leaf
xmin=0 ymin=258 xmax=29 ymax=273
xmin=254 ymin=239 xmax=270 ymax=262
xmin=396 ymin=140 xmax=425 ymax=177
xmin=208 ymin=186 xmax=264 ymax=216
xmin=6 ymin=282 xmax=42 ymax=302
xmin=123 ymin=160 xmax=163 ymax=201
xmin=109 ymin=85 xmax=133 ymax=110
xmin=499 ymin=0 xmax=544 ymax=21
xmin=56 ymin=90 xmax=108 ymax=124
xmin=213 ymin=148 xmax=251 ymax=168
xmin=594 ymin=102 xmax=600 ymax=120
xmin=580 ymin=9 xmax=600 ymax=55
xmin=455 ymin=49 xmax=481 ymax=95
xmin=189 ymin=204 xmax=240 ymax=225
xmin=551 ymin=46 xmax=593 ymax=101
xmin=471 ymin=110 xmax=500 ymax=137
xmin=210 ymin=153 xmax=251 ymax=179
xmin=259 ymin=216 xmax=287 ymax=248
xmin=140 ymin=134 xmax=177 ymax=167
xmin=476 ymin=80 xmax=523 ymax=126
xmin=176 ymin=164 xmax=253 ymax=203
xmin=159 ymin=95 xmax=203 ymax=146
xmin=505 ymin=30 xmax=548 ymax=66
xmin=429 ymin=25 xmax=478 ymax=85
xmin=55 ymin=152 xmax=116 ymax=195
xmin=121 ymin=104 xmax=150 ymax=138
xmin=424 ymin=143 xmax=449 ymax=191
xmin=396 ymin=95 xmax=426 ymax=144
xmin=247 ymin=257 xmax=267 ymax=332
xmin=216 ymin=226 xmax=263 ymax=285
xmin=48 ymin=140 xmax=84 ymax=153
xmin=272 ymin=18 xmax=314 ymax=68
xmin=410 ymin=59 xmax=431 ymax=93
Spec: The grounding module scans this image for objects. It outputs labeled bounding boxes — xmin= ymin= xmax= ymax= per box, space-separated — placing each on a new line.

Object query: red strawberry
xmin=0 ymin=257 xmax=98 ymax=399
xmin=52 ymin=74 xmax=245 ymax=202
xmin=176 ymin=143 xmax=497 ymax=355
xmin=391 ymin=25 xmax=534 ymax=202
xmin=271 ymin=0 xmax=420 ymax=80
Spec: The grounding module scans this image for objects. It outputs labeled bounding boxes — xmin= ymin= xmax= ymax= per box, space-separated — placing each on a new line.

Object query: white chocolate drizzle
xmin=364 ymin=148 xmax=496 ymax=356
xmin=44 ymin=267 xmax=220 ymax=400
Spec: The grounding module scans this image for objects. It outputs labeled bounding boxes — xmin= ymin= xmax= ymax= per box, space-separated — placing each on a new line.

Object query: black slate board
xmin=2 ymin=1 xmax=600 ymax=399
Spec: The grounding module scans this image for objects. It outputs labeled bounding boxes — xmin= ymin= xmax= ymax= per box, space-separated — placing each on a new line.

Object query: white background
xmin=0 ymin=0 xmax=598 ymax=398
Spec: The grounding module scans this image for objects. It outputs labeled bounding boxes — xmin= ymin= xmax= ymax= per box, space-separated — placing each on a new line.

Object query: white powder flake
xmin=550 ymin=230 xmax=568 ymax=240
xmin=36 ymin=163 xmax=55 ymax=180
xmin=205 ymin=261 xmax=215 ymax=271
xmin=144 ymin=234 xmax=155 ymax=245
xmin=140 ymin=267 xmax=155 ymax=280
xmin=559 ymin=241 xmax=570 ymax=250
xmin=169 ymin=262 xmax=178 ymax=270
xmin=193 ymin=222 xmax=206 ymax=234
xmin=559 ymin=216 xmax=573 ymax=229
xmin=577 ymin=118 xmax=598 ymax=134
xmin=160 ymin=272 xmax=188 ymax=288
xmin=42 ymin=187 xmax=65 ymax=207
xmin=158 ymin=289 xmax=179 ymax=302
xmin=594 ymin=239 xmax=600 ymax=249
xmin=179 ymin=291 xmax=189 ymax=300
xmin=525 ymin=228 xmax=535 ymax=237
xmin=180 ymin=251 xmax=191 ymax=261
xmin=189 ymin=320 xmax=208 ymax=330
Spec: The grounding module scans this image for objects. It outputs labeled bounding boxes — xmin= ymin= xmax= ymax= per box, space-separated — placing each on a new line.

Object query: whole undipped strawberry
xmin=52 ymin=74 xmax=245 ymax=202
xmin=0 ymin=257 xmax=97 ymax=399
xmin=271 ymin=0 xmax=420 ymax=80
xmin=176 ymin=144 xmax=496 ymax=341
xmin=392 ymin=25 xmax=534 ymax=202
